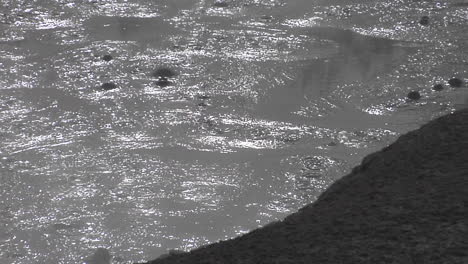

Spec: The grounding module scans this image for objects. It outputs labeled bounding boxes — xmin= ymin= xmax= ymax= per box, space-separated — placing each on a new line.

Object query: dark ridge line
xmin=140 ymin=108 xmax=468 ymax=264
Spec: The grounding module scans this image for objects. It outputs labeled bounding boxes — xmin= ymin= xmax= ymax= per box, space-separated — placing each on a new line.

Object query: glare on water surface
xmin=0 ymin=0 xmax=467 ymax=263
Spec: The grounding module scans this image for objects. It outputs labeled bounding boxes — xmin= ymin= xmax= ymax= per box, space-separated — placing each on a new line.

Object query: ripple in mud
xmin=51 ymin=223 xmax=74 ymax=230
xmin=85 ymin=16 xmax=178 ymax=42
xmin=153 ymin=67 xmax=178 ymax=78
xmin=335 ymin=129 xmax=395 ymax=149
xmin=249 ymin=127 xmax=270 ymax=140
xmin=198 ymin=117 xmax=224 ymax=135
xmin=301 ymin=156 xmax=326 ymax=172
xmin=281 ymin=155 xmax=343 ymax=194
xmin=280 ymin=132 xmax=301 ymax=143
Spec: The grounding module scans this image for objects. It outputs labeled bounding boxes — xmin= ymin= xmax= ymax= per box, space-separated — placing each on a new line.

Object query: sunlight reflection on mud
xmin=0 ymin=0 xmax=467 ymax=263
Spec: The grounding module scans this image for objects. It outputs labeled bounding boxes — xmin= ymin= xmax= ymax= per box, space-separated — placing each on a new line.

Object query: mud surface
xmin=144 ymin=109 xmax=468 ymax=264
xmin=0 ymin=0 xmax=467 ymax=263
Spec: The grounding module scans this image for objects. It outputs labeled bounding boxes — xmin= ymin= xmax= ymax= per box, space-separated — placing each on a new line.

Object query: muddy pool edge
xmin=139 ymin=107 xmax=468 ymax=264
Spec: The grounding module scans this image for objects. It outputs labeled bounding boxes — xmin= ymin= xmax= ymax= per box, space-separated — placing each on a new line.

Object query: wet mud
xmin=0 ymin=0 xmax=467 ymax=263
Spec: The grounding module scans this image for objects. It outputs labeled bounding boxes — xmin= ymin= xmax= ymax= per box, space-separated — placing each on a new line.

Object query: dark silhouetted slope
xmin=141 ymin=109 xmax=468 ymax=264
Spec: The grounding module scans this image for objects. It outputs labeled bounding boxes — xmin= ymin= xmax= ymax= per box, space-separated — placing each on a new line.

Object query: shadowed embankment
xmin=141 ymin=109 xmax=468 ymax=264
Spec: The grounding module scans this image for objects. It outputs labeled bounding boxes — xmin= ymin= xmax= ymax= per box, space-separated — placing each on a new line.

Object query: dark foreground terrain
xmin=141 ymin=108 xmax=468 ymax=264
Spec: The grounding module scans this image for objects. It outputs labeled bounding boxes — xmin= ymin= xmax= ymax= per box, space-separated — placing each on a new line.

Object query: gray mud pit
xmin=0 ymin=0 xmax=467 ymax=263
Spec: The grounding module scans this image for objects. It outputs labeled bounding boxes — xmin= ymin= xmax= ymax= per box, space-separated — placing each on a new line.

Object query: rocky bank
xmin=140 ymin=109 xmax=468 ymax=264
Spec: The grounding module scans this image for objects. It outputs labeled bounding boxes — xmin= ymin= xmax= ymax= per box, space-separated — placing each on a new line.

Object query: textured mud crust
xmin=141 ymin=109 xmax=468 ymax=264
